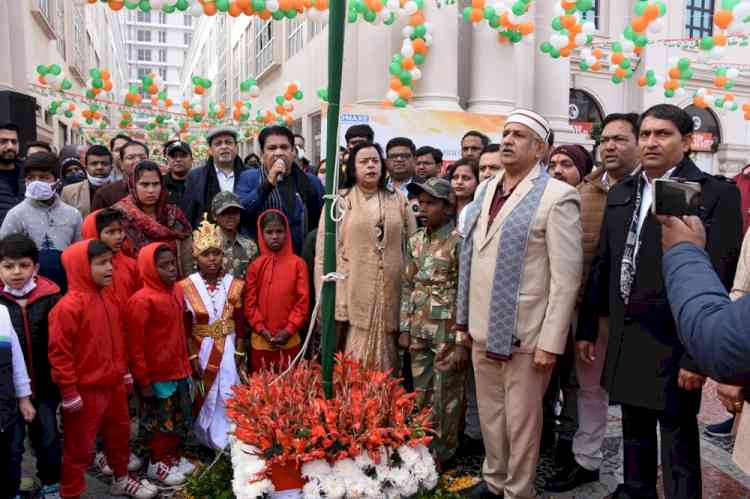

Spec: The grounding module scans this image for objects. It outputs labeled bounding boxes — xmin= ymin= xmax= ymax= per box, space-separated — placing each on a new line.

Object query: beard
xmin=0 ymin=151 xmax=17 ymax=165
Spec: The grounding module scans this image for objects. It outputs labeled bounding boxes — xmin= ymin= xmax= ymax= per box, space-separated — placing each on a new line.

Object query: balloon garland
xmin=463 ymin=0 xmax=535 ymax=44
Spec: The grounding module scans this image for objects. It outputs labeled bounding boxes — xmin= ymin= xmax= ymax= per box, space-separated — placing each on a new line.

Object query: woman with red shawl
xmin=114 ymin=160 xmax=193 ymax=277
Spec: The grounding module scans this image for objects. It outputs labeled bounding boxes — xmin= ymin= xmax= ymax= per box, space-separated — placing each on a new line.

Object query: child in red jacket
xmin=245 ymin=210 xmax=310 ymax=373
xmin=127 ymin=243 xmax=194 ymax=486
xmin=48 ymin=240 xmax=157 ymax=499
xmin=83 ymin=208 xmax=143 ymax=476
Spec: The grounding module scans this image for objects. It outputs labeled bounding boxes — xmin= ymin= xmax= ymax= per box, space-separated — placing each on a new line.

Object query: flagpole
xmin=320 ymin=0 xmax=345 ymax=399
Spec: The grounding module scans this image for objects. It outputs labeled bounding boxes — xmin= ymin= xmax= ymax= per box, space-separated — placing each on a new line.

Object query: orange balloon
xmin=592 ymin=48 xmax=603 ymax=58
xmin=714 ymin=10 xmax=733 ymax=30
xmin=412 ymin=38 xmax=427 ymax=53
xmin=714 ymin=33 xmax=728 ymax=46
xmin=389 ymin=77 xmax=403 ymax=91
xmin=561 ymin=15 xmax=576 ymax=30
xmin=664 ymin=79 xmax=679 ymax=91
xmin=104 ymin=80 xmax=113 ymax=91
xmin=284 ymin=92 xmax=294 ymax=101
xmin=725 ymin=93 xmax=735 ymax=101
xmin=470 ymin=8 xmax=483 ymax=22
xmin=233 ymin=110 xmax=242 ymax=121
xmin=195 ymin=85 xmax=205 ymax=95
xmin=93 ymin=112 xmax=102 ymax=120
xmin=276 ymin=105 xmax=285 ymax=114
xmin=288 ymin=83 xmax=299 ymax=93
xmin=182 ymin=100 xmax=190 ymax=109
xmin=398 ymin=86 xmax=413 ymax=100
xmin=164 ymin=99 xmax=173 ymax=108
xmin=715 ymin=76 xmax=728 ymax=88
xmin=693 ymin=96 xmax=707 ymax=108
xmin=560 ymin=47 xmax=572 ymax=57
xmin=638 ymin=75 xmax=647 ymax=87
xmin=410 ymin=12 xmax=424 ymax=26
xmin=279 ymin=0 xmax=293 ymax=10
xmin=37 ymin=75 xmax=47 ymax=85
xmin=611 ymin=52 xmax=624 ymax=65
xmin=314 ymin=0 xmax=328 ymax=10
xmin=519 ymin=23 xmax=534 ymax=35
xmin=100 ymin=70 xmax=111 ymax=80
xmin=560 ymin=1 xmax=576 ymax=9
xmin=643 ymin=4 xmax=659 ymax=21
xmin=151 ymin=96 xmax=159 ymax=105
xmin=614 ymin=67 xmax=626 ymax=78
xmin=108 ymin=0 xmax=125 ymax=11
xmin=259 ymin=9 xmax=271 ymax=19
xmin=402 ymin=57 xmax=415 ymax=70
xmin=668 ymin=67 xmax=681 ymax=80
xmin=631 ymin=16 xmax=648 ymax=33
xmin=236 ymin=0 xmax=251 ymax=8
xmin=228 ymin=3 xmax=242 ymax=16
xmin=68 ymin=104 xmax=76 ymax=111
xmin=471 ymin=0 xmax=484 ymax=8
xmin=634 ymin=46 xmax=643 ymax=55
xmin=204 ymin=2 xmax=217 ymax=15
xmin=499 ymin=12 xmax=511 ymax=28
xmin=148 ymin=84 xmax=158 ymax=94
xmin=381 ymin=100 xmax=393 ymax=108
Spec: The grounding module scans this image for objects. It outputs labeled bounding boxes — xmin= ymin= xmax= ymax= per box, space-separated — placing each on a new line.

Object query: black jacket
xmin=578 ymin=157 xmax=742 ymax=413
xmin=181 ymin=156 xmax=246 ymax=228
xmin=0 ymin=277 xmax=62 ymax=401
xmin=0 ymin=161 xmax=24 ymax=226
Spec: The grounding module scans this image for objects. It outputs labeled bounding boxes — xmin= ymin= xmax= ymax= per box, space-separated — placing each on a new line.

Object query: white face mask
xmin=25 ymin=180 xmax=57 ymax=201
xmin=4 ymin=276 xmax=37 ymax=298
xmin=87 ymin=172 xmax=112 ymax=187
xmin=297 ymin=146 xmax=306 ymax=161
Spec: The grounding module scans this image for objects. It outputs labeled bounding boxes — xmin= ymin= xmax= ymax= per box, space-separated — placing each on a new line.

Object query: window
xmin=137 ymin=48 xmax=152 ymax=61
xmin=158 ymin=12 xmax=167 ymax=25
xmin=184 ymin=32 xmax=193 ymax=46
xmin=309 ymin=21 xmax=324 ymax=40
xmin=137 ymin=67 xmax=153 ymax=79
xmin=158 ymin=49 xmax=167 ymax=62
xmin=580 ymin=0 xmax=599 ymax=29
xmin=158 ymin=68 xmax=167 ymax=81
xmin=685 ymin=0 xmax=714 ymax=38
xmin=184 ymin=14 xmax=192 ymax=27
xmin=232 ymin=43 xmax=241 ymax=103
xmin=244 ymin=24 xmax=253 ymax=78
xmin=55 ymin=1 xmax=66 ymax=56
xmin=137 ymin=29 xmax=151 ymax=42
xmin=158 ymin=30 xmax=167 ymax=43
xmin=287 ymin=17 xmax=305 ymax=58
xmin=254 ymin=18 xmax=274 ymax=76
xmin=137 ymin=11 xmax=151 ymax=23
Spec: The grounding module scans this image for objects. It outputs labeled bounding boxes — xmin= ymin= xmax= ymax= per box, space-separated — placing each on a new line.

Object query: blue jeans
xmin=1 ymin=415 xmax=25 ymax=499
xmin=28 ymin=397 xmax=62 ymax=485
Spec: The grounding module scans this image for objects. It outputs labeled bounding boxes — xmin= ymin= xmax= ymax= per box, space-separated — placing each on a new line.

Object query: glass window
xmin=137 ymin=11 xmax=151 ymax=23
xmin=158 ymin=67 xmax=167 ymax=81
xmin=158 ymin=12 xmax=167 ymax=25
xmin=158 ymin=49 xmax=167 ymax=62
xmin=287 ymin=17 xmax=305 ymax=59
xmin=184 ymin=31 xmax=192 ymax=46
xmin=184 ymin=14 xmax=192 ymax=27
xmin=254 ymin=18 xmax=274 ymax=75
xmin=580 ymin=0 xmax=599 ymax=29
xmin=685 ymin=0 xmax=714 ymax=38
xmin=158 ymin=30 xmax=167 ymax=43
xmin=309 ymin=21 xmax=324 ymax=40
xmin=137 ymin=29 xmax=151 ymax=42
xmin=137 ymin=48 xmax=152 ymax=61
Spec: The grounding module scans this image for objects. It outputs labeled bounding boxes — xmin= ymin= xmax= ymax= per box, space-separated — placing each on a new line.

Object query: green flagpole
xmin=320 ymin=0 xmax=346 ymax=399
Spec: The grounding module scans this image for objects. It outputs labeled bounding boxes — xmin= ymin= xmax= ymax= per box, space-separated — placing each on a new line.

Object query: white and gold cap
xmin=504 ymin=109 xmax=551 ymax=142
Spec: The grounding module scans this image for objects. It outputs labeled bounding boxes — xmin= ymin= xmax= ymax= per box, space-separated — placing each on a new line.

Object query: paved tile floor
xmin=19 ymin=381 xmax=750 ymax=498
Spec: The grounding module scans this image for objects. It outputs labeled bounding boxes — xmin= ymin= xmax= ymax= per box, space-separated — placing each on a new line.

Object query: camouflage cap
xmin=407 ymin=176 xmax=455 ymax=205
xmin=211 ymin=191 xmax=243 ymax=217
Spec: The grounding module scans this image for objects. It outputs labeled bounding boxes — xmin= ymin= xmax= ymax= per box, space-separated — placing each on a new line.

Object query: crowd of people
xmin=0 ymin=102 xmax=749 ymax=499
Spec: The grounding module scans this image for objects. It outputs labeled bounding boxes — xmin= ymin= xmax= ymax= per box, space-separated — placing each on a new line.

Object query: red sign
xmin=691 ymin=132 xmax=714 ymax=152
xmin=571 ymin=121 xmax=594 ymax=136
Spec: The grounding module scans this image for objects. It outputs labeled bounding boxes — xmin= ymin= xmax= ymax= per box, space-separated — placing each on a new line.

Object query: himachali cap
xmin=407 ymin=176 xmax=455 ymax=205
xmin=211 ymin=191 xmax=243 ymax=217
xmin=504 ymin=108 xmax=552 ymax=142
xmin=207 ymin=126 xmax=238 ymax=145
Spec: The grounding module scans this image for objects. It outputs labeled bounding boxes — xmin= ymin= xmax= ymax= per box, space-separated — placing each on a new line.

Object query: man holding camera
xmin=579 ymin=104 xmax=742 ymax=499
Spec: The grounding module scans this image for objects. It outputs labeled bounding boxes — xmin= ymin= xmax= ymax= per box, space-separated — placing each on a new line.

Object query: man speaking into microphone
xmin=237 ymin=125 xmax=324 ymax=254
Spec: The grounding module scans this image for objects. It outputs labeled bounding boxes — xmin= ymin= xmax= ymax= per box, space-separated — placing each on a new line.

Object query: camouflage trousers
xmin=410 ymin=336 xmax=467 ymax=463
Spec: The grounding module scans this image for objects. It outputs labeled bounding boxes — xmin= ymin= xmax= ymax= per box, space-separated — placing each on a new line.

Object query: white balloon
xmin=190 ymin=4 xmax=203 ymax=16
xmin=494 ymin=4 xmax=508 ymax=16
xmin=401 ymin=44 xmax=414 ymax=58
xmin=711 ymin=45 xmax=727 ymax=59
xmin=410 ymin=68 xmax=422 ymax=81
xmin=423 ymin=22 xmax=433 ymax=33
xmin=424 ymin=34 xmax=433 ymax=46
xmin=267 ymin=0 xmax=280 ymax=12
xmin=622 ymin=40 xmax=635 ymax=53
xmin=250 ymin=87 xmax=261 ymax=98
xmin=675 ymin=87 xmax=686 ymax=97
xmin=696 ymin=87 xmax=708 ymax=96
xmin=735 ymin=1 xmax=750 ymax=19
xmin=150 ymin=0 xmax=167 ymax=9
xmin=648 ymin=18 xmax=664 ymax=34
xmin=380 ymin=8 xmax=392 ymax=20
xmin=580 ymin=47 xmax=592 ymax=58
xmin=404 ymin=1 xmax=418 ymax=15
xmin=727 ymin=68 xmax=740 ymax=79
xmin=320 ymin=10 xmax=329 ymax=24
xmin=585 ymin=55 xmax=597 ymax=65
xmin=705 ymin=94 xmax=716 ymax=105
xmin=582 ymin=21 xmax=596 ymax=35
xmin=574 ymin=33 xmax=587 ymax=46
xmin=403 ymin=26 xmax=414 ymax=38
xmin=386 ymin=0 xmax=400 ymax=10
xmin=553 ymin=2 xmax=564 ymax=16
xmin=307 ymin=8 xmax=320 ymax=21
xmin=386 ymin=90 xmax=399 ymax=102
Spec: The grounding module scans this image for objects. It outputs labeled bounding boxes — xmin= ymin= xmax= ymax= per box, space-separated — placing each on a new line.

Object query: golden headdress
xmin=192 ymin=214 xmax=223 ymax=257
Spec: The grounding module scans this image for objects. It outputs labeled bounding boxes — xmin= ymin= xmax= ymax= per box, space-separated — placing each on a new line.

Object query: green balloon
xmin=612 ymin=42 xmax=623 ymax=53
xmin=86 ymin=90 xmax=96 ymax=99
xmin=509 ymin=31 xmax=522 ymax=43
xmin=678 ymin=57 xmax=690 ymax=70
xmin=252 ymin=0 xmax=266 ymax=11
xmin=49 ymin=64 xmax=62 ymax=75
xmin=176 ymin=0 xmax=189 ymax=11
xmin=36 ymin=65 xmax=49 ymax=76
xmin=92 ymin=78 xmax=104 ymax=89
xmin=489 ymin=17 xmax=500 ymax=29
xmin=203 ymin=79 xmax=212 ymax=89
xmin=576 ymin=0 xmax=593 ymax=11
xmin=364 ymin=10 xmax=376 ymax=22
xmin=623 ymin=26 xmax=635 ymax=41
xmin=125 ymin=0 xmax=139 ymax=10
xmin=634 ymin=1 xmax=648 ymax=16
xmin=383 ymin=12 xmax=396 ymax=25
xmin=285 ymin=9 xmax=297 ymax=18
xmin=142 ymin=76 xmax=154 ymax=87
xmin=65 ymin=110 xmax=73 ymax=118
xmin=394 ymin=98 xmax=407 ymax=108
xmin=721 ymin=0 xmax=740 ymax=9
xmin=484 ymin=6 xmax=495 ymax=20
xmin=715 ymin=98 xmax=725 ymax=108
xmin=511 ymin=1 xmax=526 ymax=16
xmin=700 ymin=37 xmax=715 ymax=51
xmin=399 ymin=71 xmax=412 ymax=85
xmin=665 ymin=88 xmax=675 ymax=98
xmin=550 ymin=49 xmax=561 ymax=59
xmin=139 ymin=0 xmax=151 ymax=12
xmin=681 ymin=68 xmax=694 ymax=80
xmin=89 ymin=68 xmax=101 ymax=79
xmin=635 ymin=35 xmax=648 ymax=47
xmin=216 ymin=0 xmax=230 ymax=12
xmin=163 ymin=5 xmax=175 ymax=13
xmin=540 ymin=41 xmax=553 ymax=53
xmin=579 ymin=61 xmax=589 ymax=71
xmin=389 ymin=62 xmax=401 ymax=75
xmin=275 ymin=95 xmax=285 ymax=105
xmin=725 ymin=80 xmax=736 ymax=90
xmin=240 ymin=81 xmax=251 ymax=92
xmin=86 ymin=118 xmax=94 ymax=125
xmin=294 ymin=90 xmax=303 ymax=100
xmin=414 ymin=53 xmax=426 ymax=65
xmin=412 ymin=25 xmax=426 ymax=38
xmin=612 ymin=75 xmax=623 ymax=84
xmin=619 ymin=59 xmax=630 ymax=69
xmin=191 ymin=75 xmax=202 ymax=85
xmin=551 ymin=17 xmax=563 ymax=31
xmin=272 ymin=10 xmax=284 ymax=20
xmin=348 ymin=12 xmax=358 ymax=23
xmin=657 ymin=1 xmax=667 ymax=16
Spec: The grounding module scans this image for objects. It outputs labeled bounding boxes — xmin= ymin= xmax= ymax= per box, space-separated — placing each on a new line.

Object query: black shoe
xmin=554 ymin=438 xmax=574 ymax=467
xmin=705 ymin=416 xmax=735 ymax=437
xmin=545 ymin=460 xmax=599 ymax=493
xmin=457 ymin=435 xmax=485 ymax=458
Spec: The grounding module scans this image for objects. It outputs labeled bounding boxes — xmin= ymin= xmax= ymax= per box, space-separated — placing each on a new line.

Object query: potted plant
xmin=227 ymin=354 xmax=439 ymax=498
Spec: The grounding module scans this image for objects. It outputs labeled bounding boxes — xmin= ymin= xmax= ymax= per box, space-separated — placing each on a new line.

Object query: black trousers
xmin=621 ymin=403 xmax=702 ymax=499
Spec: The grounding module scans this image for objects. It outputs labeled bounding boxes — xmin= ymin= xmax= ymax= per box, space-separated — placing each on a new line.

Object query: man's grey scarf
xmin=456 ymin=169 xmax=551 ymax=360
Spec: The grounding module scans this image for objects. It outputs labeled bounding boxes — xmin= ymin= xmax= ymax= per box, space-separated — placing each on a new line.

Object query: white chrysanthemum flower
xmin=353 ymin=452 xmax=374 ymax=470
xmin=318 ymin=476 xmax=347 ymax=499
xmin=397 ymin=445 xmax=420 ymax=467
xmin=301 ymin=459 xmax=331 ymax=480
xmin=302 ymin=481 xmax=325 ymax=499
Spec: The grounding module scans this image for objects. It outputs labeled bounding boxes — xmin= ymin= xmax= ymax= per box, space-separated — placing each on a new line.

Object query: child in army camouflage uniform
xmin=211 ymin=192 xmax=258 ymax=279
xmin=400 ymin=177 xmax=469 ymax=468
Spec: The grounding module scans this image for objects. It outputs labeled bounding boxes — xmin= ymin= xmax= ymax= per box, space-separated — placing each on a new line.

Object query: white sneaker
xmin=172 ymin=456 xmax=196 ymax=476
xmin=110 ymin=475 xmax=158 ymax=499
xmin=128 ymin=452 xmax=143 ymax=472
xmin=94 ymin=452 xmax=113 ymax=476
xmin=147 ymin=460 xmax=186 ymax=486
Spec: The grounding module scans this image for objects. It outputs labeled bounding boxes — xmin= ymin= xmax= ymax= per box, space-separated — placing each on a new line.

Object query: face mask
xmin=297 ymin=146 xmax=305 ymax=161
xmin=65 ymin=171 xmax=86 ymax=184
xmin=25 ymin=180 xmax=57 ymax=201
xmin=87 ymin=172 xmax=112 ymax=187
xmin=3 ymin=275 xmax=36 ymax=298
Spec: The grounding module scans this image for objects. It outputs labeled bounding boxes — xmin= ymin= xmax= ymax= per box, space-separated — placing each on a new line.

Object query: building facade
xmin=0 ymin=1 xmax=128 ymax=149
xmin=179 ymin=0 xmax=750 ymax=174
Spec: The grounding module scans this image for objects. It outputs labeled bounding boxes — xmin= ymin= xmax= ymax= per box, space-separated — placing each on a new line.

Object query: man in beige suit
xmin=61 ymin=144 xmax=113 ymax=218
xmin=455 ymin=109 xmax=583 ymax=499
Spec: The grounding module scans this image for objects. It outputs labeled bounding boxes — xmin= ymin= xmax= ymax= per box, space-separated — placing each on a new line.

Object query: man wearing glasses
xmin=386 ymin=137 xmax=417 ymax=196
